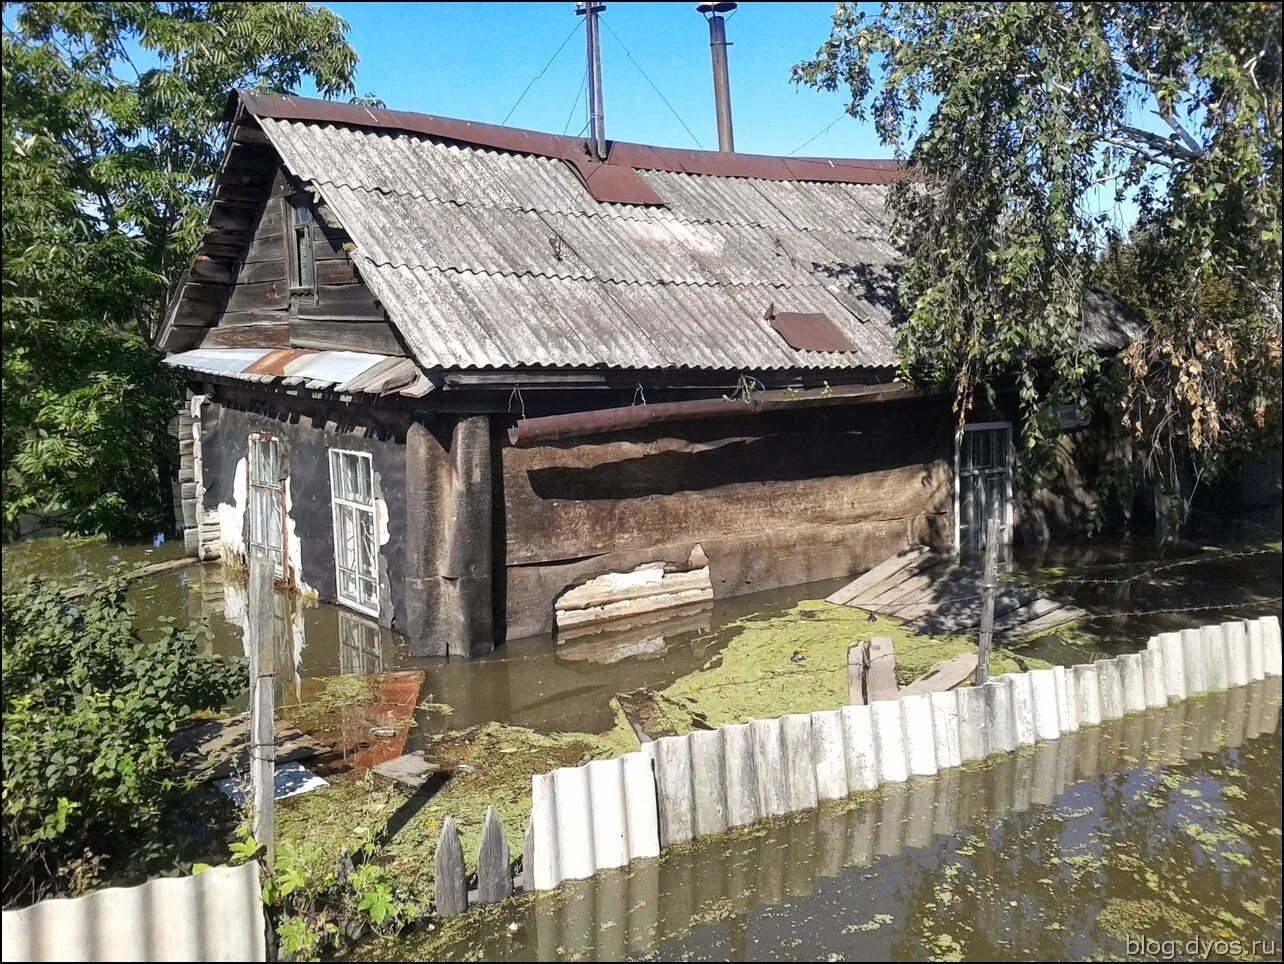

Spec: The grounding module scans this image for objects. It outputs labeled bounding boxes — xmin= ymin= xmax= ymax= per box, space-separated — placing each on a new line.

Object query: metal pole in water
xmin=248 ymin=555 xmax=276 ymax=872
xmin=976 ymin=515 xmax=1001 ymax=685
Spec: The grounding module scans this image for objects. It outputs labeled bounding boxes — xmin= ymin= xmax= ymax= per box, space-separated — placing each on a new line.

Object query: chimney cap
xmin=697 ymin=2 xmax=737 ymax=16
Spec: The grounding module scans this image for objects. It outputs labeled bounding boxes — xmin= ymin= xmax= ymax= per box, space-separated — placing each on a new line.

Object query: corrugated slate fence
xmin=1 ymin=861 xmax=265 ymax=963
xmin=528 ymin=615 xmax=1281 ymax=890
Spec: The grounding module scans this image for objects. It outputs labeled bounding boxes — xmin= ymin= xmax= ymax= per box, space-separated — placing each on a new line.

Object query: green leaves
xmin=3 ymin=3 xmax=358 ymax=537
xmin=797 ymin=2 xmax=1281 ymax=501
xmin=2 ymin=572 xmax=245 ymax=904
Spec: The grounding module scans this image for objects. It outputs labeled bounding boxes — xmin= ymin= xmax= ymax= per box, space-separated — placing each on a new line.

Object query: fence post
xmin=476 ymin=807 xmax=512 ymax=904
xmin=435 ymin=817 xmax=468 ymax=916
xmin=248 ymin=556 xmax=276 ymax=873
xmin=975 ymin=515 xmax=1001 ymax=686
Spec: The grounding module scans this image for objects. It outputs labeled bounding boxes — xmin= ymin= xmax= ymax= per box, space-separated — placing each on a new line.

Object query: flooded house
xmin=158 ymin=89 xmax=1133 ymax=658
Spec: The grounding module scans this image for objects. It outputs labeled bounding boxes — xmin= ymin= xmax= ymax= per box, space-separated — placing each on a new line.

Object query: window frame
xmin=953 ymin=421 xmax=1014 ymax=554
xmin=246 ymin=432 xmax=287 ymax=578
xmin=328 ymin=447 xmax=381 ymax=618
xmin=283 ymin=193 xmax=317 ymax=295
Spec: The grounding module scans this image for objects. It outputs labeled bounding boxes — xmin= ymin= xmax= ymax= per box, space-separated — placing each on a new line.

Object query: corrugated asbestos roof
xmin=164 ymin=348 xmax=434 ymax=396
xmin=256 ymin=117 xmax=903 ymax=372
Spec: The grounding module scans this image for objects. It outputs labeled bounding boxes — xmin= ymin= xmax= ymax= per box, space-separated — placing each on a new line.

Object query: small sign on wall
xmin=1053 ymin=404 xmax=1090 ymax=431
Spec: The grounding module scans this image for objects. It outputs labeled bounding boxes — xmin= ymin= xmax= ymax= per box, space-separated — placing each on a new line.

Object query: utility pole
xmin=578 ymin=2 xmax=607 ymax=159
xmin=248 ymin=555 xmax=277 ymax=871
xmin=975 ymin=514 xmax=1001 ymax=685
xmin=698 ymin=2 xmax=737 ymax=152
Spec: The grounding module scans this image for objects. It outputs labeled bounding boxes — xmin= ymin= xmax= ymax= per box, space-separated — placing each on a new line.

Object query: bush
xmin=2 ymin=571 xmax=245 ymax=907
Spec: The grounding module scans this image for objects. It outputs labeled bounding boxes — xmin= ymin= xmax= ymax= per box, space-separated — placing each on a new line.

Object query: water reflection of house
xmin=159 ymin=91 xmax=1138 ymax=659
xmin=337 ymin=608 xmax=385 ymax=677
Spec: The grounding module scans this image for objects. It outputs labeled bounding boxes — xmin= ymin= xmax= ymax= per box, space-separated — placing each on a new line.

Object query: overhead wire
xmin=501 ymin=18 xmax=584 ymax=127
xmin=789 ymin=111 xmax=849 ymax=156
xmin=563 ymin=67 xmax=588 ymax=135
xmin=599 ymin=17 xmax=705 ymax=150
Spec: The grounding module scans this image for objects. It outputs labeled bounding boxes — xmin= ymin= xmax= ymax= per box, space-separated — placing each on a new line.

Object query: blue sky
xmin=306 ymin=2 xmax=886 ymax=159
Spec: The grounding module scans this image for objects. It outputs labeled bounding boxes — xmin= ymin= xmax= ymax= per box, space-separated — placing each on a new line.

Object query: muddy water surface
xmin=365 ymin=680 xmax=1283 ymax=962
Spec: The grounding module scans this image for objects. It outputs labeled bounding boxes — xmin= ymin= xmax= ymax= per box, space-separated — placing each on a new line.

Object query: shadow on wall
xmin=524 ymin=405 xmax=948 ymax=502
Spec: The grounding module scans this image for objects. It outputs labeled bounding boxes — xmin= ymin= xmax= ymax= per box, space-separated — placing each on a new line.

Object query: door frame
xmin=953 ymin=421 xmax=1015 ymax=554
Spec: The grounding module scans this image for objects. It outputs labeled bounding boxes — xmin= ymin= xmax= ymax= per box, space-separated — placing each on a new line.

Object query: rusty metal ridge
xmin=507 ymin=382 xmax=924 ymax=446
xmin=231 ymin=90 xmax=903 ymax=187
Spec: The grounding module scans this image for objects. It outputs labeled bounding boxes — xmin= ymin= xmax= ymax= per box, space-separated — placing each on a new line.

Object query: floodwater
xmin=367 ymin=679 xmax=1283 ymax=962
xmin=4 ymin=523 xmax=1281 ymax=960
xmin=4 ymin=520 xmax=1277 ymax=740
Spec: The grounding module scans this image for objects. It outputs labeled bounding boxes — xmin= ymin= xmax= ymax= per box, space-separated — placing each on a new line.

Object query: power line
xmin=501 ymin=19 xmax=583 ymax=127
xmin=563 ymin=67 xmax=588 ymax=135
xmin=599 ymin=18 xmax=705 ymax=150
xmin=789 ymin=111 xmax=848 ymax=156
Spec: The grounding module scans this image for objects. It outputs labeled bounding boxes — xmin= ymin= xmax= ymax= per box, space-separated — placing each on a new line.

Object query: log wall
xmin=500 ymin=398 xmax=955 ymax=639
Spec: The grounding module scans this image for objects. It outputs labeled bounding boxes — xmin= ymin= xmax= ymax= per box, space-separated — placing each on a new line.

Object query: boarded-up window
xmin=247 ymin=434 xmax=285 ymax=576
xmin=329 ymin=449 xmax=379 ymax=616
xmin=286 ymin=195 xmax=316 ymax=292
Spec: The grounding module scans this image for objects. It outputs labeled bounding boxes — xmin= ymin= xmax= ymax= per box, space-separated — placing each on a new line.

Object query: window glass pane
xmin=330 ymin=451 xmax=379 ymax=613
xmin=297 ymin=229 xmax=315 ymax=288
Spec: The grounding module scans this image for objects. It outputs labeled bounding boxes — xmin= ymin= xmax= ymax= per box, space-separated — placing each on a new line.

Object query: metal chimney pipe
xmin=698 ymin=2 xmax=737 ymax=152
xmin=579 ymin=2 xmax=608 ymax=160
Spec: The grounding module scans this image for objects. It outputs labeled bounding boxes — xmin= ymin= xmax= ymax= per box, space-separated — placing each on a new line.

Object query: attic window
xmin=285 ymin=194 xmax=316 ymax=292
xmin=766 ymin=306 xmax=856 ymax=353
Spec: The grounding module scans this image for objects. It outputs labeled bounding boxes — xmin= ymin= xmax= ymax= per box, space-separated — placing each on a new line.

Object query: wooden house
xmin=160 ymin=91 xmax=1135 ymax=657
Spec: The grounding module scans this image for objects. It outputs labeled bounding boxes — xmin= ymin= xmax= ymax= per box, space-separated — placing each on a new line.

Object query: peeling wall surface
xmin=502 ymin=399 xmax=956 ymax=639
xmin=200 ymin=387 xmax=408 ymax=629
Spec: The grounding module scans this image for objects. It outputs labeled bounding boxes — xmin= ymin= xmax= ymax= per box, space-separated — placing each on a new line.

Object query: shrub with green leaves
xmin=1 ymin=572 xmax=245 ymax=907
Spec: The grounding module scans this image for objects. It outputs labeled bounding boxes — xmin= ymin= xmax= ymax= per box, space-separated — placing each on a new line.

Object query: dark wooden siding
xmin=500 ymin=399 xmax=956 ymax=639
xmin=200 ymin=166 xmax=407 ymax=356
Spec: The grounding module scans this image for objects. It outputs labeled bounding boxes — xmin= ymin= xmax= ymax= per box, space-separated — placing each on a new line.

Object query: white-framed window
xmin=247 ymin=433 xmax=286 ymax=576
xmin=329 ymin=448 xmax=380 ymax=616
xmin=954 ymin=422 xmax=1014 ymax=555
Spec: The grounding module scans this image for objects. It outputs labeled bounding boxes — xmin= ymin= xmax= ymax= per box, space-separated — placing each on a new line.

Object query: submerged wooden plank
xmin=826 ymin=546 xmax=931 ymax=606
xmin=1009 ymin=605 xmax=1088 ymax=638
xmin=899 ymin=653 xmax=979 ymax=696
xmin=866 ymin=635 xmax=899 ymax=701
xmin=879 ymin=564 xmax=967 ymax=614
xmin=992 ymin=597 xmax=1066 ymax=634
xmin=858 ymin=554 xmax=948 ymax=607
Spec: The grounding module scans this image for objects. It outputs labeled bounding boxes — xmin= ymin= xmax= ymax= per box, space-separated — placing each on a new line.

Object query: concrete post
xmin=750 ymin=718 xmax=790 ymax=817
xmin=1222 ymin=621 xmax=1250 ymax=687
xmin=983 ymin=678 xmax=1018 ymax=755
xmin=1260 ymin=616 xmax=1282 ymax=677
xmin=1245 ymin=618 xmax=1266 ymax=681
xmin=901 ymin=694 xmax=938 ymax=777
xmin=930 ymin=690 xmax=963 ymax=769
xmin=838 ymin=704 xmax=880 ymax=791
xmin=1053 ymin=664 xmax=1075 ymax=733
xmin=1029 ymin=668 xmax=1061 ymax=741
xmin=1007 ymin=672 xmax=1037 ymax=747
xmin=1182 ymin=628 xmax=1207 ymax=695
xmin=1098 ymin=659 xmax=1124 ymax=721
xmin=1201 ymin=624 xmax=1228 ymax=692
xmin=722 ymin=723 xmax=760 ymax=827
xmin=871 ymin=699 xmax=910 ymax=782
xmin=810 ymin=710 xmax=850 ymax=802
xmin=781 ymin=714 xmax=819 ymax=812
xmin=1119 ymin=653 xmax=1147 ymax=715
xmin=1073 ymin=663 xmax=1102 ymax=727
xmin=687 ymin=730 xmax=729 ymax=838
xmin=1140 ymin=648 xmax=1167 ymax=708
xmin=1158 ymin=631 xmax=1187 ymax=699
xmin=957 ymin=685 xmax=990 ymax=762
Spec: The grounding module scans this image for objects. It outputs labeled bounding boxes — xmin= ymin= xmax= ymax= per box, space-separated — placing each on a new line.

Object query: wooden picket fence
xmin=431 ymin=806 xmax=524 ymax=916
